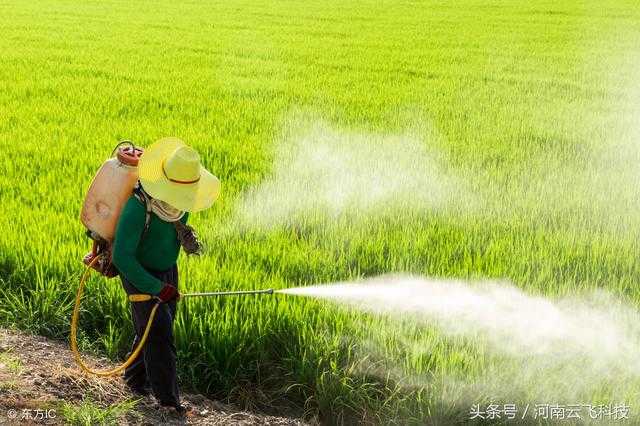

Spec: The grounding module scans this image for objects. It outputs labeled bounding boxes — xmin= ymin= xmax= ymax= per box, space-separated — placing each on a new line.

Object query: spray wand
xmin=126 ymin=288 xmax=274 ymax=303
xmin=180 ymin=288 xmax=274 ymax=298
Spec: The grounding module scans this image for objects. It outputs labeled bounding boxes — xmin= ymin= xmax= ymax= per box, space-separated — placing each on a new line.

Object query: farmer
xmin=111 ymin=137 xmax=220 ymax=414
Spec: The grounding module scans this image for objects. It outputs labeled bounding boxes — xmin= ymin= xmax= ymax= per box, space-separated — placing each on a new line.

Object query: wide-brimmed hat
xmin=138 ymin=137 xmax=220 ymax=212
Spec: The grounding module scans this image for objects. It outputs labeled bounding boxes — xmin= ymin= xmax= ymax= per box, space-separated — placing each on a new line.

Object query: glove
xmin=156 ymin=284 xmax=180 ymax=303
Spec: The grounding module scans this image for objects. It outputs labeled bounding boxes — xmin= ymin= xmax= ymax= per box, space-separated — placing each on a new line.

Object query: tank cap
xmin=116 ymin=146 xmax=144 ymax=167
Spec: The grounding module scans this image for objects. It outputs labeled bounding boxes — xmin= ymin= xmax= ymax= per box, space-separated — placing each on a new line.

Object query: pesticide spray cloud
xmin=280 ymin=276 xmax=640 ymax=361
xmin=280 ymin=276 xmax=640 ymax=401
xmin=234 ymin=116 xmax=466 ymax=229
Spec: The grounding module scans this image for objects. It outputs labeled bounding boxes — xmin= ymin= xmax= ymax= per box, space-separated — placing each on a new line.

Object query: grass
xmin=0 ymin=352 xmax=23 ymax=376
xmin=59 ymin=398 xmax=138 ymax=426
xmin=1 ymin=0 xmax=640 ymax=424
xmin=0 ymin=351 xmax=22 ymax=393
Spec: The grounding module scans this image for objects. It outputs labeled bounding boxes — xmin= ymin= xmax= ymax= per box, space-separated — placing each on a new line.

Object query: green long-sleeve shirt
xmin=112 ymin=195 xmax=189 ymax=294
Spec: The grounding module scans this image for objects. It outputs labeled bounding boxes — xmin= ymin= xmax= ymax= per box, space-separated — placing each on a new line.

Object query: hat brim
xmin=138 ymin=137 xmax=221 ymax=212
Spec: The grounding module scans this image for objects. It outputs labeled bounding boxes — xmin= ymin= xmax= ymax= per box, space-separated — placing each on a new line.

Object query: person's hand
xmin=156 ymin=284 xmax=180 ymax=303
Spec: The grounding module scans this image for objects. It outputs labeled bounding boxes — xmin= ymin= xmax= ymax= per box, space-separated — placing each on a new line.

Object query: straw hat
xmin=138 ymin=137 xmax=220 ymax=212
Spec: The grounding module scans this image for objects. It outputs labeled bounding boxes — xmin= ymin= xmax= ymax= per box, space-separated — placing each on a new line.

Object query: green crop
xmin=1 ymin=0 xmax=640 ymax=424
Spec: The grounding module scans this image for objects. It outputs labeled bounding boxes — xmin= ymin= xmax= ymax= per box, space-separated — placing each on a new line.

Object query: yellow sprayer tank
xmin=80 ymin=144 xmax=143 ymax=242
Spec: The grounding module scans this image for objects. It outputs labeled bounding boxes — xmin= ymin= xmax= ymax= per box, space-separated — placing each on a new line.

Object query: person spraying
xmin=111 ymin=137 xmax=220 ymax=414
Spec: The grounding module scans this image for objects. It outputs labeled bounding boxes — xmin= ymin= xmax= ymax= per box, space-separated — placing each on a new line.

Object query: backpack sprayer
xmin=73 ymin=141 xmax=273 ymax=377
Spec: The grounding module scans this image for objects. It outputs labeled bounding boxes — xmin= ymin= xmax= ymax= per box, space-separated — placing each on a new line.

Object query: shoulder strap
xmin=133 ymin=184 xmax=152 ymax=241
xmin=133 ymin=183 xmax=192 ymax=248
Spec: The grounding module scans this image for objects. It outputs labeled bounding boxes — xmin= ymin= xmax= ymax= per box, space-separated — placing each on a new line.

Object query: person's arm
xmin=111 ymin=196 xmax=163 ymax=295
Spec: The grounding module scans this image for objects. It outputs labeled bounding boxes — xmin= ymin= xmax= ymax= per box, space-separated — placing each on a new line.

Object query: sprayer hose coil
xmin=71 ymin=254 xmax=159 ymax=377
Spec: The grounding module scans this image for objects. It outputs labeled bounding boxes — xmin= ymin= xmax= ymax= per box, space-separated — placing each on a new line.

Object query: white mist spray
xmin=234 ymin=117 xmax=467 ymax=229
xmin=279 ymin=275 xmax=640 ymax=365
xmin=279 ymin=275 xmax=640 ymax=403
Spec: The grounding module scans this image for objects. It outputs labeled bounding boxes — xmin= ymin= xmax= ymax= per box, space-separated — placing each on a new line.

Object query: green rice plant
xmin=0 ymin=276 xmax=74 ymax=338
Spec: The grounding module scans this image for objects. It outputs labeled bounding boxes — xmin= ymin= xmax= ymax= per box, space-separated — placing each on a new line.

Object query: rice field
xmin=1 ymin=0 xmax=640 ymax=424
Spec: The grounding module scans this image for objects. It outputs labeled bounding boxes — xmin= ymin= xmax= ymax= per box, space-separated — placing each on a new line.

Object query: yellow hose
xmin=70 ymin=254 xmax=159 ymax=377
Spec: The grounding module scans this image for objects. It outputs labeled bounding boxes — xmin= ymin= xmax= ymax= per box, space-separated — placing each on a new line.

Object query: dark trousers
xmin=120 ymin=265 xmax=180 ymax=407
